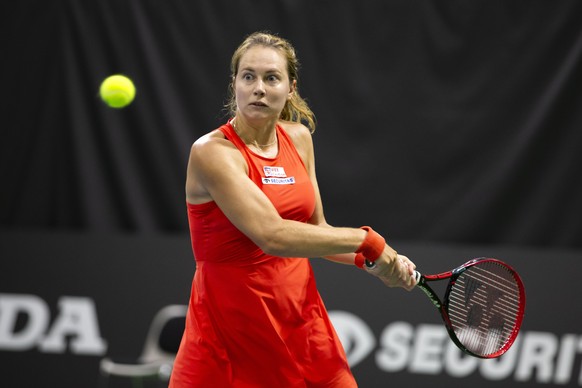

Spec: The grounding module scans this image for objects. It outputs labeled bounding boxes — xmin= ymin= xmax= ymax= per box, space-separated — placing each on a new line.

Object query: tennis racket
xmin=413 ymin=257 xmax=525 ymax=358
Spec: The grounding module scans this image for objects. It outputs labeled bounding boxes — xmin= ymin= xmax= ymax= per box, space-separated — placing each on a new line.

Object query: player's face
xmin=234 ymin=46 xmax=294 ymax=123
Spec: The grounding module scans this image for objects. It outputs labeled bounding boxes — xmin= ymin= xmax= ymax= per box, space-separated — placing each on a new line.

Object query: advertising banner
xmin=1 ymin=231 xmax=580 ymax=387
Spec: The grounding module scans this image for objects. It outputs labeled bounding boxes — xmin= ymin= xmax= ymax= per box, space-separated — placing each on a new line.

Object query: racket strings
xmin=446 ymin=262 xmax=522 ymax=357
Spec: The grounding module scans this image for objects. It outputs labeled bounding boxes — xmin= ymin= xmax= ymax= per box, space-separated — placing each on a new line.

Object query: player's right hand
xmin=365 ymin=247 xmax=417 ymax=291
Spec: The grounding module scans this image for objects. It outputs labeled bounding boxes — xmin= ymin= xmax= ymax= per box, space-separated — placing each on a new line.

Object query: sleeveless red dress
xmin=169 ymin=122 xmax=356 ymax=387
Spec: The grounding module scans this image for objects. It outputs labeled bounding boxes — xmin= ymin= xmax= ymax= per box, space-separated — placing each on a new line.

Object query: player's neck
xmin=231 ymin=117 xmax=278 ymax=152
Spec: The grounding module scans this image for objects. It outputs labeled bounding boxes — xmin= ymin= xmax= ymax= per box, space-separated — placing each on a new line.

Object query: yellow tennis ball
xmin=100 ymin=75 xmax=136 ymax=108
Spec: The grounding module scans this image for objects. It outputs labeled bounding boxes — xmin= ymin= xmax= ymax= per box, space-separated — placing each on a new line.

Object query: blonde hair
xmin=225 ymin=32 xmax=316 ymax=133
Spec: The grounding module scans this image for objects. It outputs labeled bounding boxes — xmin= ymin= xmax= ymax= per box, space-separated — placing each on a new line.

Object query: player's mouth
xmin=250 ymin=101 xmax=268 ymax=107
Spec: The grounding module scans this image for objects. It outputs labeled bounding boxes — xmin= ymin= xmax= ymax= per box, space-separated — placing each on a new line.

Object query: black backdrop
xmin=2 ymin=0 xmax=582 ymax=248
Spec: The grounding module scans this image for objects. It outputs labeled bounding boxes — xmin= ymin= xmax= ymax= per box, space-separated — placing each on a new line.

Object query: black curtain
xmin=2 ymin=0 xmax=582 ymax=248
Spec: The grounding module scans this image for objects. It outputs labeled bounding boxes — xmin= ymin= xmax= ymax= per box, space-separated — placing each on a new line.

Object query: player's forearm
xmin=322 ymin=253 xmax=357 ymax=265
xmin=257 ymin=219 xmax=367 ymax=259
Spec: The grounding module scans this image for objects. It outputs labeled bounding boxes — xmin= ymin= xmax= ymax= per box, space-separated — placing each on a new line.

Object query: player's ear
xmin=288 ymin=79 xmax=296 ymax=100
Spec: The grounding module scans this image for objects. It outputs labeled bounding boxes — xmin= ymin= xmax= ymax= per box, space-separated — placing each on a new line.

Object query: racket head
xmin=442 ymin=258 xmax=526 ymax=358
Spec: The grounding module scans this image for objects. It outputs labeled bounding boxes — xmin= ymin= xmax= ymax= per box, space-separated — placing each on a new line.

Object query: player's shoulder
xmin=279 ymin=120 xmax=311 ymax=138
xmin=189 ymin=128 xmax=238 ymax=163
xmin=278 ymin=120 xmax=313 ymax=148
xmin=192 ymin=128 xmax=231 ymax=150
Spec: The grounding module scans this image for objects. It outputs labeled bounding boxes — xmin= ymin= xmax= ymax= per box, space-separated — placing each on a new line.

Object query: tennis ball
xmin=99 ymin=74 xmax=136 ymax=108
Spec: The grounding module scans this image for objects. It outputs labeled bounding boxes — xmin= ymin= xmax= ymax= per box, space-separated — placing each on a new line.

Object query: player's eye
xmin=241 ymin=73 xmax=254 ymax=81
xmin=266 ymin=75 xmax=280 ymax=83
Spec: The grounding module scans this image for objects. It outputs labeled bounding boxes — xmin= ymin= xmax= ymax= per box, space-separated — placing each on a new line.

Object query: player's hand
xmin=365 ymin=246 xmax=417 ymax=291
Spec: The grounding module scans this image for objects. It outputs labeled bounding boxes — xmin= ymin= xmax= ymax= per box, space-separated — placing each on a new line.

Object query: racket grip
xmin=413 ymin=270 xmax=421 ymax=285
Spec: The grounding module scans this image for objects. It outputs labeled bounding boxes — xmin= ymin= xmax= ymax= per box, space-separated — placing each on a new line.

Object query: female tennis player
xmin=169 ymin=31 xmax=417 ymax=388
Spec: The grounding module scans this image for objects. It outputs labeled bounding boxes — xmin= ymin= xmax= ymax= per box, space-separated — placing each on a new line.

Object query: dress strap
xmin=218 ymin=121 xmax=247 ymax=152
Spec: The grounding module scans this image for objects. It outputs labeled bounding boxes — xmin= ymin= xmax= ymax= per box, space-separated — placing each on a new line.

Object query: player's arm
xmin=186 ymin=130 xmax=367 ymax=259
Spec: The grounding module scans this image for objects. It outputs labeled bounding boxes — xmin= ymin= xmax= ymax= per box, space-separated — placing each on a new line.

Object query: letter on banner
xmin=377 ymin=321 xmax=413 ymax=372
xmin=39 ymin=296 xmax=107 ymax=354
xmin=0 ymin=294 xmax=49 ymax=351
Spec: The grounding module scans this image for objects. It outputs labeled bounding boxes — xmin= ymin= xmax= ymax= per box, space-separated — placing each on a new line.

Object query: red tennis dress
xmin=169 ymin=123 xmax=356 ymax=387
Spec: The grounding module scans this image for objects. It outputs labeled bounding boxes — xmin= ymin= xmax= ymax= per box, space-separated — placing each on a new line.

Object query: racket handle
xmin=413 ymin=270 xmax=421 ymax=285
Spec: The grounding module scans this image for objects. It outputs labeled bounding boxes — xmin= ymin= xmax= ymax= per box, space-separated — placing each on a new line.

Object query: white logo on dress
xmin=262 ymin=177 xmax=295 ymax=185
xmin=263 ymin=166 xmax=286 ymax=178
